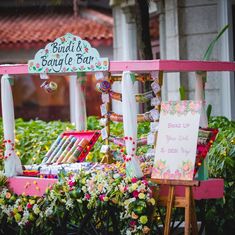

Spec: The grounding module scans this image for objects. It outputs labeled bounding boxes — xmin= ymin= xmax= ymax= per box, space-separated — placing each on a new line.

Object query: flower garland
xmin=194 ymin=128 xmax=218 ymax=175
xmin=0 ymin=139 xmax=15 ymax=160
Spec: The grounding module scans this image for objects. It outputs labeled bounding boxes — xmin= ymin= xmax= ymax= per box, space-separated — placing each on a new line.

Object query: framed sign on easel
xmin=151 ymin=100 xmax=203 ymax=235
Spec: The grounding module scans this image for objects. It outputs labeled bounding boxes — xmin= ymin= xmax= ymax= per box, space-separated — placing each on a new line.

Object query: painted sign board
xmin=28 ymin=33 xmax=109 ymax=73
xmin=151 ymin=100 xmax=202 ymax=180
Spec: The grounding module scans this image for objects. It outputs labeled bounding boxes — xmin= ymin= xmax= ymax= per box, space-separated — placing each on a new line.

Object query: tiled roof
xmin=0 ymin=9 xmax=113 ymax=50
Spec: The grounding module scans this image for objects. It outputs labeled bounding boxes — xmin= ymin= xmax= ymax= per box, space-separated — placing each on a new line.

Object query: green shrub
xmin=205 ymin=116 xmax=235 ymax=235
xmin=0 ymin=118 xmax=75 ymax=167
xmin=0 ymin=117 xmax=150 ymax=167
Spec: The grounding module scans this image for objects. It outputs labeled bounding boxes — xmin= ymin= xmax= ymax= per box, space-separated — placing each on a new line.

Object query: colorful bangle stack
xmin=41 ymin=132 xmax=100 ymax=165
xmin=109 ymin=90 xmax=154 ymax=103
xmin=67 ymin=138 xmax=89 ymax=163
xmin=108 ymin=111 xmax=159 ymax=123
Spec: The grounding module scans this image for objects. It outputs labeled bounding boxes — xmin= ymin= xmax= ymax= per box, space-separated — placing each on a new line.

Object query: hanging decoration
xmin=40 ymin=81 xmax=58 ymax=93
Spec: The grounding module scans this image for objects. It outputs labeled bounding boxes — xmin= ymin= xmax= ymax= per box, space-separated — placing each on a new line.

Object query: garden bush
xmin=205 ymin=116 xmax=235 ymax=235
xmin=0 ymin=117 xmax=150 ymax=167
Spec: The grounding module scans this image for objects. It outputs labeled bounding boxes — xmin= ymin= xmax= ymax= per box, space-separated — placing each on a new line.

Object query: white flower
xmin=45 ymin=207 xmax=53 ymax=217
xmin=32 ymin=204 xmax=40 ymax=215
xmin=65 ymin=199 xmax=74 ymax=210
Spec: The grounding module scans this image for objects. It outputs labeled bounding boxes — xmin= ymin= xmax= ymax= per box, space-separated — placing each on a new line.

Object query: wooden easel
xmin=151 ymin=179 xmax=199 ymax=235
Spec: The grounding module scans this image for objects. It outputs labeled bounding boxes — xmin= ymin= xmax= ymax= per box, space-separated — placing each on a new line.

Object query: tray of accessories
xmin=23 ymin=131 xmax=100 ymax=177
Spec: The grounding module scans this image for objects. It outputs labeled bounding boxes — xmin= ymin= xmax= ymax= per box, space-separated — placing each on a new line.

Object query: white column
xmin=69 ymin=75 xmax=76 ymax=124
xmin=69 ymin=74 xmax=87 ymax=130
xmin=1 ymin=74 xmax=23 ymax=177
xmin=218 ymin=0 xmax=235 ymax=120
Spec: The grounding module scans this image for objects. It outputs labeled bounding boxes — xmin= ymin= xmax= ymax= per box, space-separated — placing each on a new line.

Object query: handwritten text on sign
xmin=151 ymin=101 xmax=202 ymax=180
xmin=28 ymin=33 xmax=109 ymax=73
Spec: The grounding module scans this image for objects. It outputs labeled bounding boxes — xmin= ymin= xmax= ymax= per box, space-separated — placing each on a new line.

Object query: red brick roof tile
xmin=0 ymin=10 xmax=113 ymax=50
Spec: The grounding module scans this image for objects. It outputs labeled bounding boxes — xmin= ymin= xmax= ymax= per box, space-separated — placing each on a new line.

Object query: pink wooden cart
xmin=1 ymin=59 xmax=234 ymax=198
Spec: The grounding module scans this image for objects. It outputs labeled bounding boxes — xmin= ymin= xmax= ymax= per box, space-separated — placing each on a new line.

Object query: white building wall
xmin=161 ymin=0 xmax=234 ymax=117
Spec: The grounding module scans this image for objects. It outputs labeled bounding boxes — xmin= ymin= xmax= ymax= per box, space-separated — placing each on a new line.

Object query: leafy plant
xmin=0 ymin=171 xmax=8 ymax=188
xmin=204 ymin=116 xmax=235 ymax=234
xmin=202 ymin=25 xmax=229 ymax=61
xmin=0 ymin=118 xmax=75 ymax=168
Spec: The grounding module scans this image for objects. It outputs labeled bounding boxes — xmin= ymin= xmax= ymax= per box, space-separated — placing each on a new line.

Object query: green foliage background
xmin=0 ymin=116 xmax=235 ymax=234
xmin=205 ymin=116 xmax=235 ymax=235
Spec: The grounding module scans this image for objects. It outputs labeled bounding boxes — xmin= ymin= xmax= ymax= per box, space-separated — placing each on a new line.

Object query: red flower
xmin=133 ymin=190 xmax=139 ymax=198
xmin=85 ymin=194 xmax=91 ymax=200
xmin=131 ymin=178 xmax=138 ymax=183
xmin=130 ymin=220 xmax=137 ymax=227
xmin=27 ymin=203 xmax=32 ymax=209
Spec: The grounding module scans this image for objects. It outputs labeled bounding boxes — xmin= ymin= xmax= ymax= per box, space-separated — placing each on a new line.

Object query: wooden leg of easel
xmin=185 ymin=187 xmax=191 ymax=235
xmin=190 ymin=188 xmax=198 ymax=235
xmin=164 ymin=186 xmax=175 ymax=235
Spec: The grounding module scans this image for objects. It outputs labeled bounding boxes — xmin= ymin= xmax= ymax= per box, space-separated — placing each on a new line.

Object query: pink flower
xmin=45 ymin=49 xmax=49 ymax=54
xmin=142 ymin=179 xmax=148 ymax=186
xmin=163 ymin=170 xmax=170 ymax=179
xmin=176 ymin=103 xmax=186 ymax=113
xmin=130 ymin=220 xmax=137 ymax=227
xmin=36 ymin=63 xmax=40 ymax=68
xmin=157 ymin=161 xmax=165 ymax=170
xmin=85 ymin=194 xmax=91 ymax=200
xmin=133 ymin=190 xmax=139 ymax=198
xmin=161 ymin=103 xmax=170 ymax=112
xmin=131 ymin=178 xmax=138 ymax=183
xmin=183 ymin=164 xmax=190 ymax=172
xmin=189 ymin=101 xmax=195 ymax=110
xmin=99 ymin=194 xmax=106 ymax=201
xmin=68 ymin=180 xmax=75 ymax=188
xmin=174 ymin=170 xmax=182 ymax=179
